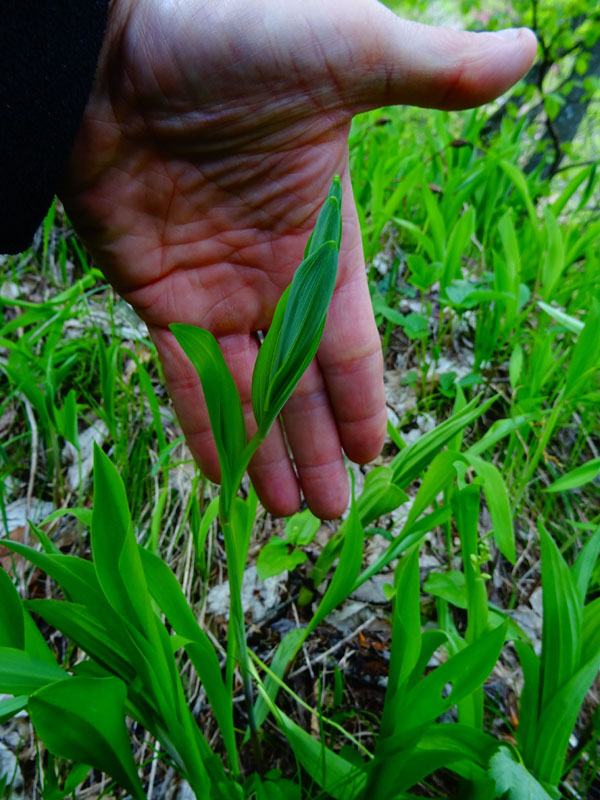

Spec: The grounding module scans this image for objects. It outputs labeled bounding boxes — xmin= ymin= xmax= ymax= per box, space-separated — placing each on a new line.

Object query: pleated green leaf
xmin=252 ymin=177 xmax=342 ymax=433
xmin=370 ymin=724 xmax=498 ymax=796
xmin=572 ymin=526 xmax=600 ymax=605
xmin=0 ymin=568 xmax=24 ymax=649
xmin=0 ymin=647 xmax=67 ymax=695
xmin=532 ymin=652 xmax=600 ymax=785
xmin=169 ymin=324 xmax=246 ymax=498
xmin=515 ymin=641 xmax=541 ymax=761
xmin=253 ymin=241 xmax=338 ymax=433
xmin=275 ymin=708 xmax=366 ymax=800
xmin=379 ymin=546 xmax=421 ymax=741
xmin=390 ymin=394 xmax=494 ymax=487
xmin=26 ymin=599 xmax=136 ymax=683
xmin=545 ymin=457 xmax=600 ymax=494
xmin=391 ymin=621 xmax=507 ymax=746
xmin=465 ymin=454 xmax=515 ymax=564
xmin=304 ymin=497 xmax=364 ymax=638
xmin=137 ymin=546 xmax=237 ymax=768
xmin=582 ymin=597 xmax=600 ymax=665
xmin=304 ymin=176 xmax=342 ymax=256
xmin=538 ymin=522 xmax=582 ymax=710
xmin=91 ymin=444 xmax=154 ymax=638
xmin=0 ymin=695 xmax=27 ymax=724
xmin=29 ymin=676 xmax=145 ymax=800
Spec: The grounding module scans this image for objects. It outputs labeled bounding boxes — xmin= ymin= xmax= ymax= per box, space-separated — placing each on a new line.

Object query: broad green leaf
xmin=509 ymin=344 xmax=524 ymax=391
xmin=387 ymin=547 xmax=422 ymax=694
xmin=304 ymin=179 xmax=342 ymax=256
xmin=538 ymin=523 xmax=582 ymax=710
xmin=489 ymin=748 xmax=553 ymax=799
xmin=403 ymin=449 xmax=460 ymax=530
xmin=541 ymin=207 xmax=565 ymax=301
xmin=275 ymin=708 xmax=366 ymax=800
xmin=369 ymin=723 xmax=497 ymax=796
xmin=563 ymin=300 xmax=600 ymax=399
xmin=169 ymin=325 xmax=246 ymax=498
xmin=443 ymin=206 xmax=475 ymax=287
xmin=27 ymin=600 xmax=136 ymax=682
xmin=421 ymin=186 xmax=446 ymax=262
xmin=465 ymin=455 xmax=515 ymax=563
xmin=285 ymin=509 xmax=320 ymax=546
xmin=532 ymin=652 xmax=600 ymax=785
xmin=380 ymin=547 xmax=421 ymax=740
xmin=466 ymin=414 xmax=531 ymax=458
xmin=545 ymin=458 xmax=600 ymax=494
xmin=6 ymin=543 xmax=106 ymax=609
xmin=304 ymin=498 xmax=364 ymax=638
xmin=29 ymin=676 xmax=145 ymax=800
xmin=572 ymin=526 xmax=600 ymax=605
xmin=0 ymin=695 xmax=27 ymax=724
xmin=253 ymin=240 xmax=339 ymax=433
xmin=537 ymin=301 xmax=584 ymax=334
xmin=0 ymin=568 xmax=24 ymax=649
xmin=91 ymin=446 xmax=163 ymax=666
xmin=355 ymin=465 xmax=408 ymax=525
xmin=514 ymin=641 xmax=541 ymax=761
xmin=390 ymin=394 xmax=495 ymax=487
xmin=256 ymin=537 xmax=307 ymax=579
xmin=582 ymin=597 xmax=600 ymax=665
xmin=424 ymin=570 xmax=467 ymax=609
xmin=0 ymin=647 xmax=67 ymax=695
xmin=23 ymin=610 xmax=58 ymax=666
xmin=392 ymin=621 xmax=507 ymax=746
xmin=252 ymin=178 xmax=341 ymax=433
xmin=407 ymin=630 xmax=448 ymax=690
xmin=137 ymin=547 xmax=237 ymax=767
xmin=355 ymin=506 xmax=452 ymax=590
xmin=499 ymin=160 xmax=538 ymax=230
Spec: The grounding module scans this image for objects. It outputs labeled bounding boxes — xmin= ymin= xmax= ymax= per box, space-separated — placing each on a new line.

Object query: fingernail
xmin=493 ymin=27 xmax=522 ymax=41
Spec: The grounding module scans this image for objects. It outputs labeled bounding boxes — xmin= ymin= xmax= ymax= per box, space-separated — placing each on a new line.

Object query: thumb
xmin=343 ymin=6 xmax=538 ymax=113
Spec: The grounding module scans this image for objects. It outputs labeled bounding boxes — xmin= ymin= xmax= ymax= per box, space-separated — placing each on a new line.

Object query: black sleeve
xmin=0 ymin=1 xmax=110 ymax=254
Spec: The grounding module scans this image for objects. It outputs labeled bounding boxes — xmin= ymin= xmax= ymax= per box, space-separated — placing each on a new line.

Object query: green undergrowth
xmin=0 ymin=67 xmax=599 ymax=800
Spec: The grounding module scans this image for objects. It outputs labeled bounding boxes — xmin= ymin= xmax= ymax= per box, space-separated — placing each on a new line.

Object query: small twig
xmin=146 ymin=740 xmax=160 ymax=800
xmin=291 ymin=601 xmax=314 ymax=680
xmin=288 ymin=615 xmax=377 ymax=679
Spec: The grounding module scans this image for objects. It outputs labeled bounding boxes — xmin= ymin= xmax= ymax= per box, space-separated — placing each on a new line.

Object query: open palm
xmin=60 ymin=0 xmax=536 ymax=517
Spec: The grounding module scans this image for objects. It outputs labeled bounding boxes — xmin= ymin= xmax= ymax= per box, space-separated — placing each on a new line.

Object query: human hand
xmin=60 ymin=0 xmax=536 ymax=518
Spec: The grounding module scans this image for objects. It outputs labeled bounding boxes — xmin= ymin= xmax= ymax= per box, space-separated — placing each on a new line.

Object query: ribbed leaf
xmin=532 ymin=652 xmax=600 ymax=785
xmin=252 ymin=176 xmax=341 ymax=432
xmin=390 ymin=394 xmax=495 ymax=487
xmin=275 ymin=708 xmax=365 ymax=800
xmin=370 ymin=724 xmax=497 ymax=795
xmin=91 ymin=444 xmax=154 ymax=638
xmin=572 ymin=526 xmax=600 ymax=605
xmin=392 ymin=621 xmax=507 ymax=747
xmin=29 ymin=676 xmax=145 ymax=800
xmin=253 ymin=241 xmax=339 ymax=432
xmin=0 ymin=568 xmax=24 ymax=649
xmin=137 ymin=547 xmax=236 ymax=767
xmin=515 ymin=641 xmax=541 ymax=761
xmin=169 ymin=324 xmax=246 ymax=496
xmin=379 ymin=547 xmax=421 ymax=741
xmin=545 ymin=458 xmax=600 ymax=494
xmin=538 ymin=522 xmax=582 ymax=710
xmin=465 ymin=455 xmax=515 ymax=563
xmin=0 ymin=647 xmax=67 ymax=695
